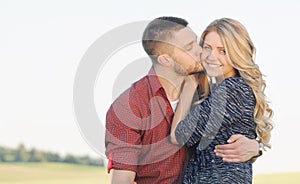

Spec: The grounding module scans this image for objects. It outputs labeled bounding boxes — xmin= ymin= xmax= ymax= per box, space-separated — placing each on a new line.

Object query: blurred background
xmin=1 ymin=0 xmax=300 ymax=183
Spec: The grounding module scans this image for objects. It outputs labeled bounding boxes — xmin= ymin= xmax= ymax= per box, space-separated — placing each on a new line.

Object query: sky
xmin=1 ymin=0 xmax=300 ymax=174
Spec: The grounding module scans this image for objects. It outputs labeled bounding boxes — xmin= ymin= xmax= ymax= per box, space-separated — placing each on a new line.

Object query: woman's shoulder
xmin=220 ymin=77 xmax=250 ymax=91
xmin=216 ymin=77 xmax=253 ymax=98
xmin=214 ymin=77 xmax=255 ymax=113
xmin=222 ymin=77 xmax=246 ymax=85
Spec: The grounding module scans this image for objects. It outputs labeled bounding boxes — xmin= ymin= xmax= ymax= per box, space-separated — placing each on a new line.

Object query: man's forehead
xmin=171 ymin=27 xmax=197 ymax=45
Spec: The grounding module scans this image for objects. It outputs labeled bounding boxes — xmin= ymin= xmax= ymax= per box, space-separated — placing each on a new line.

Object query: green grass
xmin=0 ymin=162 xmax=110 ymax=184
xmin=254 ymin=172 xmax=300 ymax=184
xmin=0 ymin=163 xmax=299 ymax=184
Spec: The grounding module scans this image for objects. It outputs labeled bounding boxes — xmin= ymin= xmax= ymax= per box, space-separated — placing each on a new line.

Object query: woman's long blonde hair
xmin=198 ymin=18 xmax=273 ymax=148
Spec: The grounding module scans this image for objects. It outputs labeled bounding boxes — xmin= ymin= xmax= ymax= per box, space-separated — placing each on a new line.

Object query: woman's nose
xmin=207 ymin=50 xmax=217 ymax=60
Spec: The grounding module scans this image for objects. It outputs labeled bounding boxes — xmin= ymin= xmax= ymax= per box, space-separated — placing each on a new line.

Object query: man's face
xmin=169 ymin=27 xmax=202 ymax=75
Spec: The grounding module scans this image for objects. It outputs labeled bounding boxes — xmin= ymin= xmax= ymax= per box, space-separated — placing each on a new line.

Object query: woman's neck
xmin=215 ymin=69 xmax=237 ymax=83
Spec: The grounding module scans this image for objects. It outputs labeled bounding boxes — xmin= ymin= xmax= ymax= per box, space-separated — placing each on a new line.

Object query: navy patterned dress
xmin=175 ymin=77 xmax=257 ymax=184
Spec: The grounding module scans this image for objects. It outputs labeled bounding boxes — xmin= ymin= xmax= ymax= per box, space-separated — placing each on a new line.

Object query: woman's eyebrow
xmin=204 ymin=42 xmax=224 ymax=48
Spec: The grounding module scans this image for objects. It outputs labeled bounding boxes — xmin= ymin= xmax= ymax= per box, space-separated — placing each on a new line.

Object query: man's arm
xmin=214 ymin=134 xmax=260 ymax=162
xmin=110 ymin=169 xmax=136 ymax=184
xmin=105 ymin=91 xmax=142 ymax=183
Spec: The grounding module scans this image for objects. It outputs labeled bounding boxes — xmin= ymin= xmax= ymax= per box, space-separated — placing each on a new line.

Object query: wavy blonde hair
xmin=198 ymin=18 xmax=273 ymax=149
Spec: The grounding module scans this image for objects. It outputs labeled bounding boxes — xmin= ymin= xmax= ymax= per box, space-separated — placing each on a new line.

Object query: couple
xmin=105 ymin=17 xmax=273 ymax=184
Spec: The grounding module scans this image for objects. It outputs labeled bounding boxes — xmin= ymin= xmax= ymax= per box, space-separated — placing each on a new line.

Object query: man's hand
xmin=110 ymin=169 xmax=136 ymax=184
xmin=214 ymin=134 xmax=259 ymax=162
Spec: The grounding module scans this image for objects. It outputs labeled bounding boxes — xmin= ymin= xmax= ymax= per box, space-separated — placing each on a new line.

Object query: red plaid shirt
xmin=105 ymin=68 xmax=191 ymax=184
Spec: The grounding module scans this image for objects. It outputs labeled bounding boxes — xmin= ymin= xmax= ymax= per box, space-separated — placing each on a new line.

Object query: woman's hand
xmin=184 ymin=73 xmax=199 ymax=89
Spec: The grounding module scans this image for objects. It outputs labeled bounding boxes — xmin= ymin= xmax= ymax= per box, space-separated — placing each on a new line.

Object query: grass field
xmin=0 ymin=163 xmax=110 ymax=184
xmin=0 ymin=163 xmax=299 ymax=184
xmin=254 ymin=172 xmax=300 ymax=184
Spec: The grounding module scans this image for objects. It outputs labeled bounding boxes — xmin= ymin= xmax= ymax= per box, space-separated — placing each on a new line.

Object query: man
xmin=105 ymin=16 xmax=261 ymax=184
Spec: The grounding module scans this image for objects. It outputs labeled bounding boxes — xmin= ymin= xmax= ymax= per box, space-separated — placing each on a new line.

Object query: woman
xmin=170 ymin=18 xmax=273 ymax=183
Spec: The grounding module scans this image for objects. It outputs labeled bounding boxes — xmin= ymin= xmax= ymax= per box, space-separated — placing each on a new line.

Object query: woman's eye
xmin=220 ymin=49 xmax=226 ymax=55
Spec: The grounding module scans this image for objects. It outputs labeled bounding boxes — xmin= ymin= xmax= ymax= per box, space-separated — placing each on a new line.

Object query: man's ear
xmin=157 ymin=54 xmax=173 ymax=67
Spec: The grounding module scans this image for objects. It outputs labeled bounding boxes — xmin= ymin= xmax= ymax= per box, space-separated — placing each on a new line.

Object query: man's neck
xmin=154 ymin=66 xmax=185 ymax=101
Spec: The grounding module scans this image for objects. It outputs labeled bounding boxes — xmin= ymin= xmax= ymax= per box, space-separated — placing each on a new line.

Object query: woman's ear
xmin=157 ymin=54 xmax=173 ymax=67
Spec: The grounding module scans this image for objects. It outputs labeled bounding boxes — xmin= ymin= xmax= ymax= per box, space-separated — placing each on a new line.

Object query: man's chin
xmin=189 ymin=68 xmax=203 ymax=75
xmin=188 ymin=71 xmax=200 ymax=75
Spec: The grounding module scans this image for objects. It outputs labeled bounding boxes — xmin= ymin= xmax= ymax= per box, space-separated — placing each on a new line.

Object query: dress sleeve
xmin=174 ymin=78 xmax=247 ymax=147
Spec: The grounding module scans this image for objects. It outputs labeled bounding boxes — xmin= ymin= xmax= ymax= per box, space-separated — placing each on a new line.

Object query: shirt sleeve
xmin=175 ymin=78 xmax=246 ymax=147
xmin=105 ymin=89 xmax=143 ymax=173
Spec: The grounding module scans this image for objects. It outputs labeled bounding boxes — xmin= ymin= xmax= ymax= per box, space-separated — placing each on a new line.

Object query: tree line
xmin=0 ymin=144 xmax=104 ymax=167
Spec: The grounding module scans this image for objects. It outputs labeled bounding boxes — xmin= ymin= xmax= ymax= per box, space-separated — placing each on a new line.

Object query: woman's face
xmin=201 ymin=31 xmax=235 ymax=78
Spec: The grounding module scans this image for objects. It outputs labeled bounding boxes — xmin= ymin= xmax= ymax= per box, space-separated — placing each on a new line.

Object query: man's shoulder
xmin=106 ymin=75 xmax=153 ymax=119
xmin=124 ymin=75 xmax=152 ymax=98
xmin=110 ymin=75 xmax=152 ymax=106
xmin=131 ymin=75 xmax=152 ymax=92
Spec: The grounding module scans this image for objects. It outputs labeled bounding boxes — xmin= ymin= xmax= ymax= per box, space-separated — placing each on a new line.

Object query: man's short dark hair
xmin=142 ymin=16 xmax=188 ymax=61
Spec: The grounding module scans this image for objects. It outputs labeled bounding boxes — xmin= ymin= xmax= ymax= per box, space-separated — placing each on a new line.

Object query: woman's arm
xmin=172 ymin=78 xmax=247 ymax=147
xmin=170 ymin=75 xmax=198 ymax=144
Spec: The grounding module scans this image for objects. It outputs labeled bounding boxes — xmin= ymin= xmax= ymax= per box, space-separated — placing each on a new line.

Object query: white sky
xmin=1 ymin=0 xmax=300 ymax=174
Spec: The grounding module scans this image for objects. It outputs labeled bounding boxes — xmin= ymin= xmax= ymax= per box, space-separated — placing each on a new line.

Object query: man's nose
xmin=194 ymin=45 xmax=202 ymax=61
xmin=197 ymin=44 xmax=202 ymax=55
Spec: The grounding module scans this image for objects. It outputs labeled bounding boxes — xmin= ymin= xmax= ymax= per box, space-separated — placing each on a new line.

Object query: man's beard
xmin=174 ymin=62 xmax=188 ymax=75
xmin=173 ymin=62 xmax=202 ymax=76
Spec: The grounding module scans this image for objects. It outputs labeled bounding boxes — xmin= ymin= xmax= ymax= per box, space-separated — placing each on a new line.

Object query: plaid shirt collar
xmin=147 ymin=67 xmax=164 ymax=95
